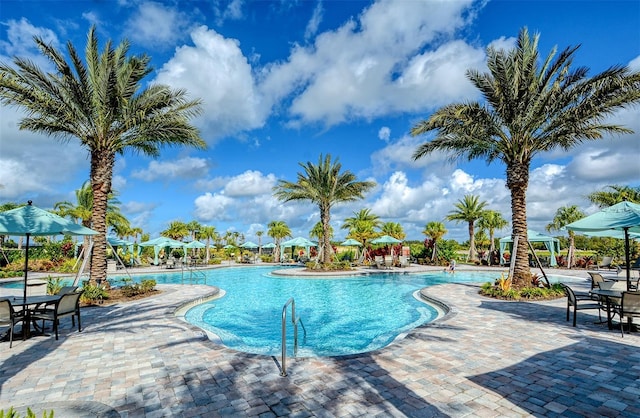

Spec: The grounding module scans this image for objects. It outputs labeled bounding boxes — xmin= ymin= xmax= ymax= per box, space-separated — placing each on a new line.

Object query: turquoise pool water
xmin=2 ymin=267 xmax=581 ymax=357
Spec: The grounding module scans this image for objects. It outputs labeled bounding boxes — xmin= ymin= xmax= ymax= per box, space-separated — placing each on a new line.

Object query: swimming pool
xmin=174 ymin=266 xmax=505 ymax=357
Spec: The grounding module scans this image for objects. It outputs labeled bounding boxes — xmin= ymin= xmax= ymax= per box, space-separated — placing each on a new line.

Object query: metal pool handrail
xmin=281 ymin=297 xmax=306 ymax=377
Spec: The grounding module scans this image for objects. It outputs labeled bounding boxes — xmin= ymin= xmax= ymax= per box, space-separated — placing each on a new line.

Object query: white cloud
xmin=305 ymin=1 xmax=324 ymax=40
xmin=224 ymin=170 xmax=277 ymax=197
xmin=131 ymin=157 xmax=210 ymax=181
xmin=155 ymin=26 xmax=266 ymax=142
xmin=194 ymin=192 xmax=234 ymax=221
xmin=487 ymin=36 xmax=516 ymax=52
xmin=123 ymin=1 xmax=191 ymax=49
xmin=0 ymin=18 xmax=59 ymax=68
xmin=378 ymin=126 xmax=390 ymax=142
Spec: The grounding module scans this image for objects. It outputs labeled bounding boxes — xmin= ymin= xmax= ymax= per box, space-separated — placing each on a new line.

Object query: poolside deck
xmin=1 ymin=266 xmax=639 ymax=417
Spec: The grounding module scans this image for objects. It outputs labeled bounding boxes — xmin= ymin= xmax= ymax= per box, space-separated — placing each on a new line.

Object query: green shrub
xmin=81 ymin=283 xmax=109 ymax=304
xmin=46 ymin=276 xmax=64 ymax=295
xmin=480 ymin=281 xmax=565 ymax=300
xmin=55 ymin=258 xmax=79 ymax=273
xmin=121 ymin=279 xmax=156 ymax=297
xmin=1 ymin=406 xmax=54 ymax=417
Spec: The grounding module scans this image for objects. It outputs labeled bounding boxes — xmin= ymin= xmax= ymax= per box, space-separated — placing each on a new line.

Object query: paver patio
xmin=1 ymin=267 xmax=639 ymax=417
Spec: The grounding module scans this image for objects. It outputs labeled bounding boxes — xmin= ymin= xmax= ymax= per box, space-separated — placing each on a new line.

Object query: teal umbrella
xmin=139 ymin=237 xmax=184 ymax=265
xmin=223 ymin=244 xmax=235 ymax=249
xmin=184 ymin=240 xmax=206 ymax=249
xmin=262 ymin=242 xmax=276 ymax=248
xmin=281 ymin=237 xmax=316 ymax=247
xmin=240 ymin=241 xmax=259 ymax=249
xmin=370 ymin=235 xmax=402 ymax=244
xmin=340 ymin=238 xmax=363 ymax=246
xmin=566 ymin=201 xmax=640 ymax=290
xmin=0 ymin=201 xmax=99 ymax=301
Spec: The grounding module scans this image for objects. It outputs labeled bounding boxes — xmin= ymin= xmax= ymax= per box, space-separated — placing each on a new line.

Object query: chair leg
xmin=77 ymin=311 xmax=81 ymax=333
xmin=54 ymin=316 xmax=59 ymax=340
xmin=572 ymin=306 xmax=577 ymax=327
xmin=9 ymin=322 xmax=13 ymax=348
xmin=566 ymin=303 xmax=570 ymax=322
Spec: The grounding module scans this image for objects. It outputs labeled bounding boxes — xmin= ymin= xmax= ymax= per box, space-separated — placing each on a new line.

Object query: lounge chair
xmin=384 ymin=255 xmax=393 ymax=269
xmin=561 ymin=284 xmax=602 ymax=327
xmin=614 ymin=291 xmax=640 ymax=337
xmin=398 ymin=256 xmax=410 ymax=267
xmin=58 ymin=286 xmax=79 ymax=295
xmin=31 ymin=292 xmax=82 ymax=340
xmin=166 ymin=259 xmax=175 ymax=269
xmin=374 ymin=256 xmax=384 ymax=269
xmin=0 ymin=299 xmax=25 ymax=348
xmin=597 ymin=256 xmax=614 ymax=270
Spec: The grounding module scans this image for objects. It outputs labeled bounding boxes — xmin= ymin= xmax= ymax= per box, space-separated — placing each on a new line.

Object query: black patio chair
xmin=0 ymin=299 xmax=25 ymax=348
xmin=561 ymin=283 xmax=603 ymax=327
xmin=31 ymin=292 xmax=82 ymax=340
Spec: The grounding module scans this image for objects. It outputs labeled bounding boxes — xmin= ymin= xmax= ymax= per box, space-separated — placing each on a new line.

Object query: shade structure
xmin=139 ymin=236 xmax=185 ymax=265
xmin=240 ymin=241 xmax=259 ymax=249
xmin=183 ymin=240 xmax=206 ymax=249
xmin=280 ymin=237 xmax=316 ymax=262
xmin=0 ymin=201 xmax=99 ymax=301
xmin=499 ymin=230 xmax=560 ymax=267
xmin=340 ymin=238 xmax=363 ymax=246
xmin=262 ymin=242 xmax=276 ymax=248
xmin=565 ymin=201 xmax=640 ymax=290
xmin=223 ymin=244 xmax=235 ymax=249
xmin=370 ymin=235 xmax=402 ymax=245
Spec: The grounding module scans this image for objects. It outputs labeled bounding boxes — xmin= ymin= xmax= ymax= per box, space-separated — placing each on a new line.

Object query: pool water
xmin=175 ymin=266 xmax=502 ymax=357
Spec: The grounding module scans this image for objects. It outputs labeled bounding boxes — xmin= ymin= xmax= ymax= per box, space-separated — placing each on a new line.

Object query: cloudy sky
xmin=0 ymin=0 xmax=638 ymax=243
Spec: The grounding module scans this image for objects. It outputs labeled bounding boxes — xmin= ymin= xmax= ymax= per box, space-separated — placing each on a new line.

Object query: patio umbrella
xmin=239 ymin=241 xmax=259 ymax=249
xmin=0 ymin=201 xmax=99 ymax=301
xmin=565 ymin=201 xmax=640 ymax=290
xmin=223 ymin=244 xmax=235 ymax=249
xmin=183 ymin=240 xmax=206 ymax=249
xmin=370 ymin=235 xmax=402 ymax=245
xmin=340 ymin=238 xmax=363 ymax=247
xmin=139 ymin=236 xmax=184 ymax=265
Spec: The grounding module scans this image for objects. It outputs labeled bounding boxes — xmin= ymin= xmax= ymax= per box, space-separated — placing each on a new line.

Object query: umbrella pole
xmin=23 ymin=233 xmax=30 ymax=301
xmin=624 ymin=227 xmax=631 ymax=291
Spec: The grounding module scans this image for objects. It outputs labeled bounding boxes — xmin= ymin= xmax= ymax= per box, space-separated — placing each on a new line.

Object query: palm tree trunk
xmin=568 ymin=233 xmax=576 ymax=269
xmin=89 ymin=149 xmax=115 ymax=285
xmin=468 ymin=221 xmax=476 ymax=262
xmin=321 ymin=205 xmax=332 ymax=264
xmin=507 ymin=161 xmax=530 ymax=288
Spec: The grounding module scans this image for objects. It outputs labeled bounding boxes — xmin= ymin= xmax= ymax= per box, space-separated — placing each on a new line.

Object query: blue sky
xmin=1 ymin=0 xmax=639 ymax=243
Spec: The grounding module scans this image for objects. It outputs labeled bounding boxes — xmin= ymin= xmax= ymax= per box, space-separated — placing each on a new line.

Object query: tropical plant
xmin=256 ymin=230 xmax=264 ymax=256
xmin=267 ymin=220 xmax=291 ymax=262
xmin=199 ymin=225 xmax=217 ymax=263
xmin=422 ymin=221 xmax=447 ymax=262
xmin=411 ymin=28 xmax=640 ymax=287
xmin=0 ymin=26 xmax=205 ymax=284
xmin=587 ymin=185 xmax=640 ymax=208
xmin=162 ymin=221 xmax=189 ymax=241
xmin=477 ymin=210 xmax=509 ymax=254
xmin=445 ymin=195 xmax=487 ymax=262
xmin=380 ymin=222 xmax=406 ymax=240
xmin=273 ymin=154 xmax=375 ymax=265
xmin=546 ymin=205 xmax=586 ymax=268
xmin=341 ymin=208 xmax=381 ymax=248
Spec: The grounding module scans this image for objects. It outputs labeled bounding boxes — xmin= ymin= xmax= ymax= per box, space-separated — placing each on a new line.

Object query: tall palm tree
xmin=199 ymin=225 xmax=217 ymax=263
xmin=162 ymin=221 xmax=189 ymax=241
xmin=446 ymin=195 xmax=487 ymax=262
xmin=380 ymin=222 xmax=406 ymax=240
xmin=546 ymin=205 xmax=585 ymax=268
xmin=274 ymin=154 xmax=375 ymax=265
xmin=341 ymin=209 xmax=381 ymax=248
xmin=0 ymin=26 xmax=205 ymax=284
xmin=423 ymin=221 xmax=447 ymax=262
xmin=588 ymin=185 xmax=640 ymax=208
xmin=411 ymin=28 xmax=640 ymax=287
xmin=256 ymin=230 xmax=264 ymax=256
xmin=478 ymin=210 xmax=509 ymax=254
xmin=267 ymin=220 xmax=291 ymax=262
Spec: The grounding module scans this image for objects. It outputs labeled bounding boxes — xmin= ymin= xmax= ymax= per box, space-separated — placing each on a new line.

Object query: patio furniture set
xmin=0 ymin=287 xmax=82 ymax=347
xmin=562 ymin=271 xmax=640 ymax=337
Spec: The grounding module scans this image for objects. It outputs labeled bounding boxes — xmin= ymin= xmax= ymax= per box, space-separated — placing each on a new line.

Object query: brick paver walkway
xmin=1 ymin=268 xmax=639 ymax=417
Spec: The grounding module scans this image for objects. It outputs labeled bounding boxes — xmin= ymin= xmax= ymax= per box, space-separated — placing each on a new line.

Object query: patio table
xmin=9 ymin=295 xmax=61 ymax=338
xmin=590 ymin=289 xmax=623 ymax=330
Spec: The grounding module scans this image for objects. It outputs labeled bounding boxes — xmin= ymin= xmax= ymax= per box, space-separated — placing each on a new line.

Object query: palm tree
xmin=411 ymin=28 xmax=640 ymax=287
xmin=274 ymin=154 xmax=375 ymax=265
xmin=0 ymin=26 xmax=205 ymax=284
xmin=199 ymin=225 xmax=217 ymax=263
xmin=341 ymin=209 xmax=381 ymax=248
xmin=256 ymin=231 xmax=264 ymax=256
xmin=588 ymin=185 xmax=640 ymax=208
xmin=478 ymin=210 xmax=509 ymax=254
xmin=446 ymin=195 xmax=487 ymax=262
xmin=162 ymin=221 xmax=189 ymax=241
xmin=380 ymin=222 xmax=405 ymax=240
xmin=546 ymin=205 xmax=585 ymax=268
xmin=267 ymin=220 xmax=291 ymax=262
xmin=423 ymin=221 xmax=447 ymax=262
